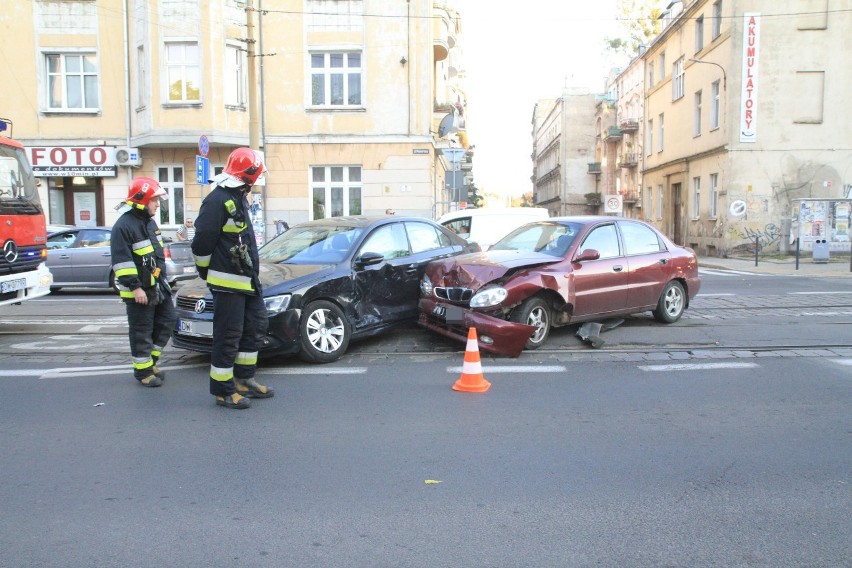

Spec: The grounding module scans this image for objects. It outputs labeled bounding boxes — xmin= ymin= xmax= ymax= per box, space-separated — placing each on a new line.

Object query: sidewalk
xmin=699 ymin=254 xmax=852 ymax=276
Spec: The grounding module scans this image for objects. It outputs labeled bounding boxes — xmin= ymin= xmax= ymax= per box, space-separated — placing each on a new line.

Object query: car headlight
xmin=470 ymin=287 xmax=507 ymax=308
xmin=264 ymin=294 xmax=292 ymax=315
xmin=420 ymin=274 xmax=433 ymax=297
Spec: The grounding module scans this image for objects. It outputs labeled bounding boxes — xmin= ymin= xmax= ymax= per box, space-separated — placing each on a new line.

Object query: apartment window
xmin=672 ymin=57 xmax=685 ymax=100
xmin=694 ymin=90 xmax=702 ymax=136
xmin=648 ymin=63 xmax=655 ymax=88
xmin=645 ymin=186 xmax=653 ymax=218
xmin=311 ymin=52 xmax=363 ymax=107
xmin=157 ymin=166 xmax=185 ymax=226
xmin=224 ymin=43 xmax=247 ymax=108
xmin=45 ymin=52 xmax=99 ymax=111
xmin=692 ymin=177 xmax=701 ymax=219
xmin=311 ymin=166 xmax=362 ymax=219
xmin=712 ymin=1 xmax=722 ymax=38
xmin=165 ymin=41 xmax=200 ymax=103
xmin=308 ymin=0 xmax=364 ymax=32
xmin=694 ymin=15 xmax=704 ymax=53
xmin=709 ymin=173 xmax=719 ymax=218
xmin=657 ymin=185 xmax=663 ymax=220
xmin=659 ymin=52 xmax=666 ymax=79
xmin=647 ymin=119 xmax=653 ymax=156
xmin=658 ymin=113 xmax=664 ymax=152
xmin=710 ymin=80 xmax=721 ymax=130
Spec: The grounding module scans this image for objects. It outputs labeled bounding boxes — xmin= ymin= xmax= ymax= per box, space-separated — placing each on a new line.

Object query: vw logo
xmin=194 ymin=299 xmax=206 ymax=313
xmin=3 ymin=240 xmax=18 ymax=264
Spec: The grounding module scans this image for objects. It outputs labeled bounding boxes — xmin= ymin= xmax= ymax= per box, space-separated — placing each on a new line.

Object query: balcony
xmin=619 ymin=118 xmax=639 ymax=132
xmin=603 ymin=126 xmax=622 ymax=141
xmin=587 ymin=162 xmax=601 ymax=174
xmin=619 ymin=153 xmax=638 ymax=168
xmin=621 ymin=190 xmax=640 ymax=204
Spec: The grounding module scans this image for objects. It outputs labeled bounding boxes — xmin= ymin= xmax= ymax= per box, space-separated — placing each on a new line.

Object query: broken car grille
xmin=434 ymin=286 xmax=473 ymax=303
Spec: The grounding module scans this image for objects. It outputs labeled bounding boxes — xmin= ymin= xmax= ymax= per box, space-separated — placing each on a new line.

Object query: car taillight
xmin=163 ymin=247 xmax=172 ymax=259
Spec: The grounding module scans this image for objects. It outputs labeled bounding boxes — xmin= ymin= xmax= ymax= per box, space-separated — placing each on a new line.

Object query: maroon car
xmin=418 ymin=216 xmax=701 ymax=357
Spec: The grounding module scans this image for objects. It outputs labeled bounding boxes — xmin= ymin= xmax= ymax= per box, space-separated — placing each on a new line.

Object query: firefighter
xmin=111 ymin=177 xmax=177 ymax=387
xmin=191 ymin=147 xmax=274 ymax=409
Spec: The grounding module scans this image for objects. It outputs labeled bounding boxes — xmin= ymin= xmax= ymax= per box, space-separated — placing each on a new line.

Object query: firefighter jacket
xmin=191 ymin=185 xmax=261 ymax=295
xmin=111 ymin=206 xmax=168 ymax=301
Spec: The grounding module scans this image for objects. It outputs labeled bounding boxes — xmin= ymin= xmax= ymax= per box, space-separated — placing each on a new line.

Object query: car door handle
xmin=660 ymin=258 xmax=668 ymax=265
xmin=102 ymin=252 xmax=111 ymax=257
xmin=613 ymin=265 xmax=623 ymax=272
xmin=405 ymin=264 xmax=419 ymax=274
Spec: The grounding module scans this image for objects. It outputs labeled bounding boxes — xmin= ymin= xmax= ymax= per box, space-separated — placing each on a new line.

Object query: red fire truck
xmin=0 ymin=118 xmax=52 ymax=306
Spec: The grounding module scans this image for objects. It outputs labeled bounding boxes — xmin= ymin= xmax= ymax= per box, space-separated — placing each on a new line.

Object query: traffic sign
xmin=195 ymin=155 xmax=209 ymax=185
xmin=198 ymin=135 xmax=209 ymax=157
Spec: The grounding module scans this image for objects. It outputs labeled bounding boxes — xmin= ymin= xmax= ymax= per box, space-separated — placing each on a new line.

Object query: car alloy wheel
xmin=298 ymin=300 xmax=352 ymax=363
xmin=510 ymin=296 xmax=551 ymax=350
xmin=652 ymin=280 xmax=685 ymax=323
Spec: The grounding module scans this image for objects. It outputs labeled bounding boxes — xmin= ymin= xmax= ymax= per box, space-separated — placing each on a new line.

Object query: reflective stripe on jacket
xmin=110 ymin=206 xmax=167 ymax=300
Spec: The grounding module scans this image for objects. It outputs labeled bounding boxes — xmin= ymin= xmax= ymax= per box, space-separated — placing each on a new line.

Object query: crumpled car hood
xmin=428 ymin=249 xmax=560 ymax=288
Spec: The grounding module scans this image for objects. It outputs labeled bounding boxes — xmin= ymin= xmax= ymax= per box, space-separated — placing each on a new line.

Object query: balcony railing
xmin=621 ymin=190 xmax=639 ymax=204
xmin=587 ymin=162 xmax=601 ymax=174
xmin=619 ymin=153 xmax=638 ymax=168
xmin=619 ymin=118 xmax=639 ymax=132
xmin=604 ymin=126 xmax=622 ymax=141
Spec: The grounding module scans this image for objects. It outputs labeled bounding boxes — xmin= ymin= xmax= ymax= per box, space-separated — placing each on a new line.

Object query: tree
xmin=604 ymin=0 xmax=663 ymax=60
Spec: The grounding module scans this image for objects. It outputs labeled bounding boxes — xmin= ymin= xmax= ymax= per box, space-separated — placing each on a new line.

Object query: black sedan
xmin=172 ymin=216 xmax=479 ymax=363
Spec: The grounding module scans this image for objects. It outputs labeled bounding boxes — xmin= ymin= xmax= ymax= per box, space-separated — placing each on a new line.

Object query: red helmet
xmin=126 ymin=177 xmax=167 ymax=207
xmin=223 ymin=147 xmax=267 ymax=187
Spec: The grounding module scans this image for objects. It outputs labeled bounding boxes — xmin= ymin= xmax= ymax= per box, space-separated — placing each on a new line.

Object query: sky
xmin=456 ymin=0 xmax=623 ymax=200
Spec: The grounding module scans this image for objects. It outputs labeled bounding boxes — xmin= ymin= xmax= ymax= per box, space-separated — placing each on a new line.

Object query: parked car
xmin=46 ymin=226 xmax=196 ymax=291
xmin=418 ymin=216 xmax=701 ymax=357
xmin=172 ymin=216 xmax=480 ymax=363
xmin=437 ymin=207 xmax=550 ymax=250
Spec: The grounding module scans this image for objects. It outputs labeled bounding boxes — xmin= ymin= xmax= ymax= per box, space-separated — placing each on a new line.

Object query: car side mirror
xmin=573 ymin=249 xmax=600 ymax=263
xmin=354 ymin=252 xmax=384 ymax=268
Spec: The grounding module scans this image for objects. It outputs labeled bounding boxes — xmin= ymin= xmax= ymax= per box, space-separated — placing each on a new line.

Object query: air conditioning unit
xmin=115 ymin=147 xmax=142 ymax=167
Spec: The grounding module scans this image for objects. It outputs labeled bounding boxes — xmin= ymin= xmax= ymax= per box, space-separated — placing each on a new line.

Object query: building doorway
xmin=671 ymin=182 xmax=683 ymax=245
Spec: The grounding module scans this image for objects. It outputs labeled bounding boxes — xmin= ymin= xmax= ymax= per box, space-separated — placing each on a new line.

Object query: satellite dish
xmin=438 ymin=111 xmax=458 ymax=138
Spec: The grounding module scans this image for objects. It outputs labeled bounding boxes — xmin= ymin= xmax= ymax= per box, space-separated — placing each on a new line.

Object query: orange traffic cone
xmin=452 ymin=327 xmax=491 ymax=393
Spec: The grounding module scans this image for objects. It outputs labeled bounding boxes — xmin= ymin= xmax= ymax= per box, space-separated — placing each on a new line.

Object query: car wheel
xmin=652 ymin=280 xmax=686 ymax=323
xmin=510 ymin=296 xmax=551 ymax=350
xmin=109 ymin=270 xmax=120 ymax=294
xmin=298 ymin=300 xmax=351 ymax=363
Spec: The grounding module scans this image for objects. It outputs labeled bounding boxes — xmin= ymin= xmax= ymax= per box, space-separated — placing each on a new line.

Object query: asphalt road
xmin=0 ymin=270 xmax=850 ymax=567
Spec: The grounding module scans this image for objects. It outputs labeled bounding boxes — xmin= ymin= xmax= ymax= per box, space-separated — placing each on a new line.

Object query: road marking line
xmin=639 ymin=362 xmax=759 ymax=372
xmin=788 ymin=291 xmax=852 ymax=295
xmin=264 ymin=368 xmax=368 ymax=375
xmin=697 ymin=293 xmax=735 ymax=297
xmin=446 ymin=365 xmax=566 ymax=374
xmin=832 ymin=359 xmax=852 ymax=367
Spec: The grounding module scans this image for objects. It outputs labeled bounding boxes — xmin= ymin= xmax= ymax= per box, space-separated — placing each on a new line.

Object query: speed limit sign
xmin=604 ymin=194 xmax=623 ymax=214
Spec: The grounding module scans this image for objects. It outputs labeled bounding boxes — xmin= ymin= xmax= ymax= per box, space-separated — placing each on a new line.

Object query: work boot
xmin=215 ymin=393 xmax=251 ymax=409
xmin=139 ymin=374 xmax=163 ymax=388
xmin=152 ymin=365 xmax=166 ymax=381
xmin=235 ymin=378 xmax=274 ymax=399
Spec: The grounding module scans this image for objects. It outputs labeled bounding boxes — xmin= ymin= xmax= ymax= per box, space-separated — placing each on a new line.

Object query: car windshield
xmin=259 ymin=224 xmax=364 ymax=264
xmin=490 ymin=221 xmax=580 ymax=257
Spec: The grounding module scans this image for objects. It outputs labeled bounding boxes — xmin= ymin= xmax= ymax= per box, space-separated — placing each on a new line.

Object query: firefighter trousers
xmin=125 ymin=296 xmax=177 ymax=380
xmin=209 ymin=290 xmax=269 ymax=396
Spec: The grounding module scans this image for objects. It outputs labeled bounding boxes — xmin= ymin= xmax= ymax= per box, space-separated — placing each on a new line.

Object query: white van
xmin=437 ymin=207 xmax=550 ymax=250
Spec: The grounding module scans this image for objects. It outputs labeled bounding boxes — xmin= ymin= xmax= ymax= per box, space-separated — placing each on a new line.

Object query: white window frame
xmin=657 ymin=185 xmax=664 ymax=220
xmin=647 ymin=119 xmax=653 ymax=157
xmin=157 ymin=165 xmax=185 ymax=226
xmin=709 ymin=173 xmax=719 ymax=218
xmin=309 ymin=51 xmax=363 ymax=108
xmin=163 ymin=40 xmax=201 ymax=104
xmin=43 ymin=50 xmax=100 ymax=112
xmin=695 ymin=15 xmax=704 ymax=54
xmin=712 ymin=1 xmax=723 ymax=39
xmin=648 ymin=63 xmax=655 ymax=88
xmin=310 ymin=165 xmax=363 ymax=219
xmin=672 ymin=57 xmax=685 ymax=100
xmin=710 ymin=80 xmax=721 ymax=130
xmin=692 ymin=177 xmax=701 ymax=219
xmin=659 ymin=52 xmax=666 ymax=79
xmin=658 ymin=113 xmax=664 ymax=152
xmin=224 ymin=42 xmax=247 ymax=108
xmin=694 ymin=90 xmax=702 ymax=136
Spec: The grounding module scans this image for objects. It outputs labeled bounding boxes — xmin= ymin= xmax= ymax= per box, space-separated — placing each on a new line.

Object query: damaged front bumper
xmin=418 ymin=298 xmax=536 ymax=357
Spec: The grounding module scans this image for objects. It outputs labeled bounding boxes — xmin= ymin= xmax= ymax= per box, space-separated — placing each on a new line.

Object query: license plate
xmin=183 ymin=266 xmax=196 ymax=274
xmin=1 ymin=278 xmax=26 ymax=293
xmin=432 ymin=304 xmax=446 ymax=318
xmin=432 ymin=303 xmax=462 ymax=323
xmin=177 ymin=319 xmax=213 ymax=337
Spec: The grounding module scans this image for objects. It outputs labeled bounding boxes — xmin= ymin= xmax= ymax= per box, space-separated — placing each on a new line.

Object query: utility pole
xmin=246 ymin=0 xmax=260 ymax=150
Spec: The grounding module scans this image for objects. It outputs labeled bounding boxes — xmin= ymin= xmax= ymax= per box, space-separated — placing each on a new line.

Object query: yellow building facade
xmin=4 ymin=0 xmax=469 ymax=241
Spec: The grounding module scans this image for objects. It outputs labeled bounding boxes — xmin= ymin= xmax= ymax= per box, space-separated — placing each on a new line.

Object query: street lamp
xmin=689 ymin=58 xmax=726 ymax=91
